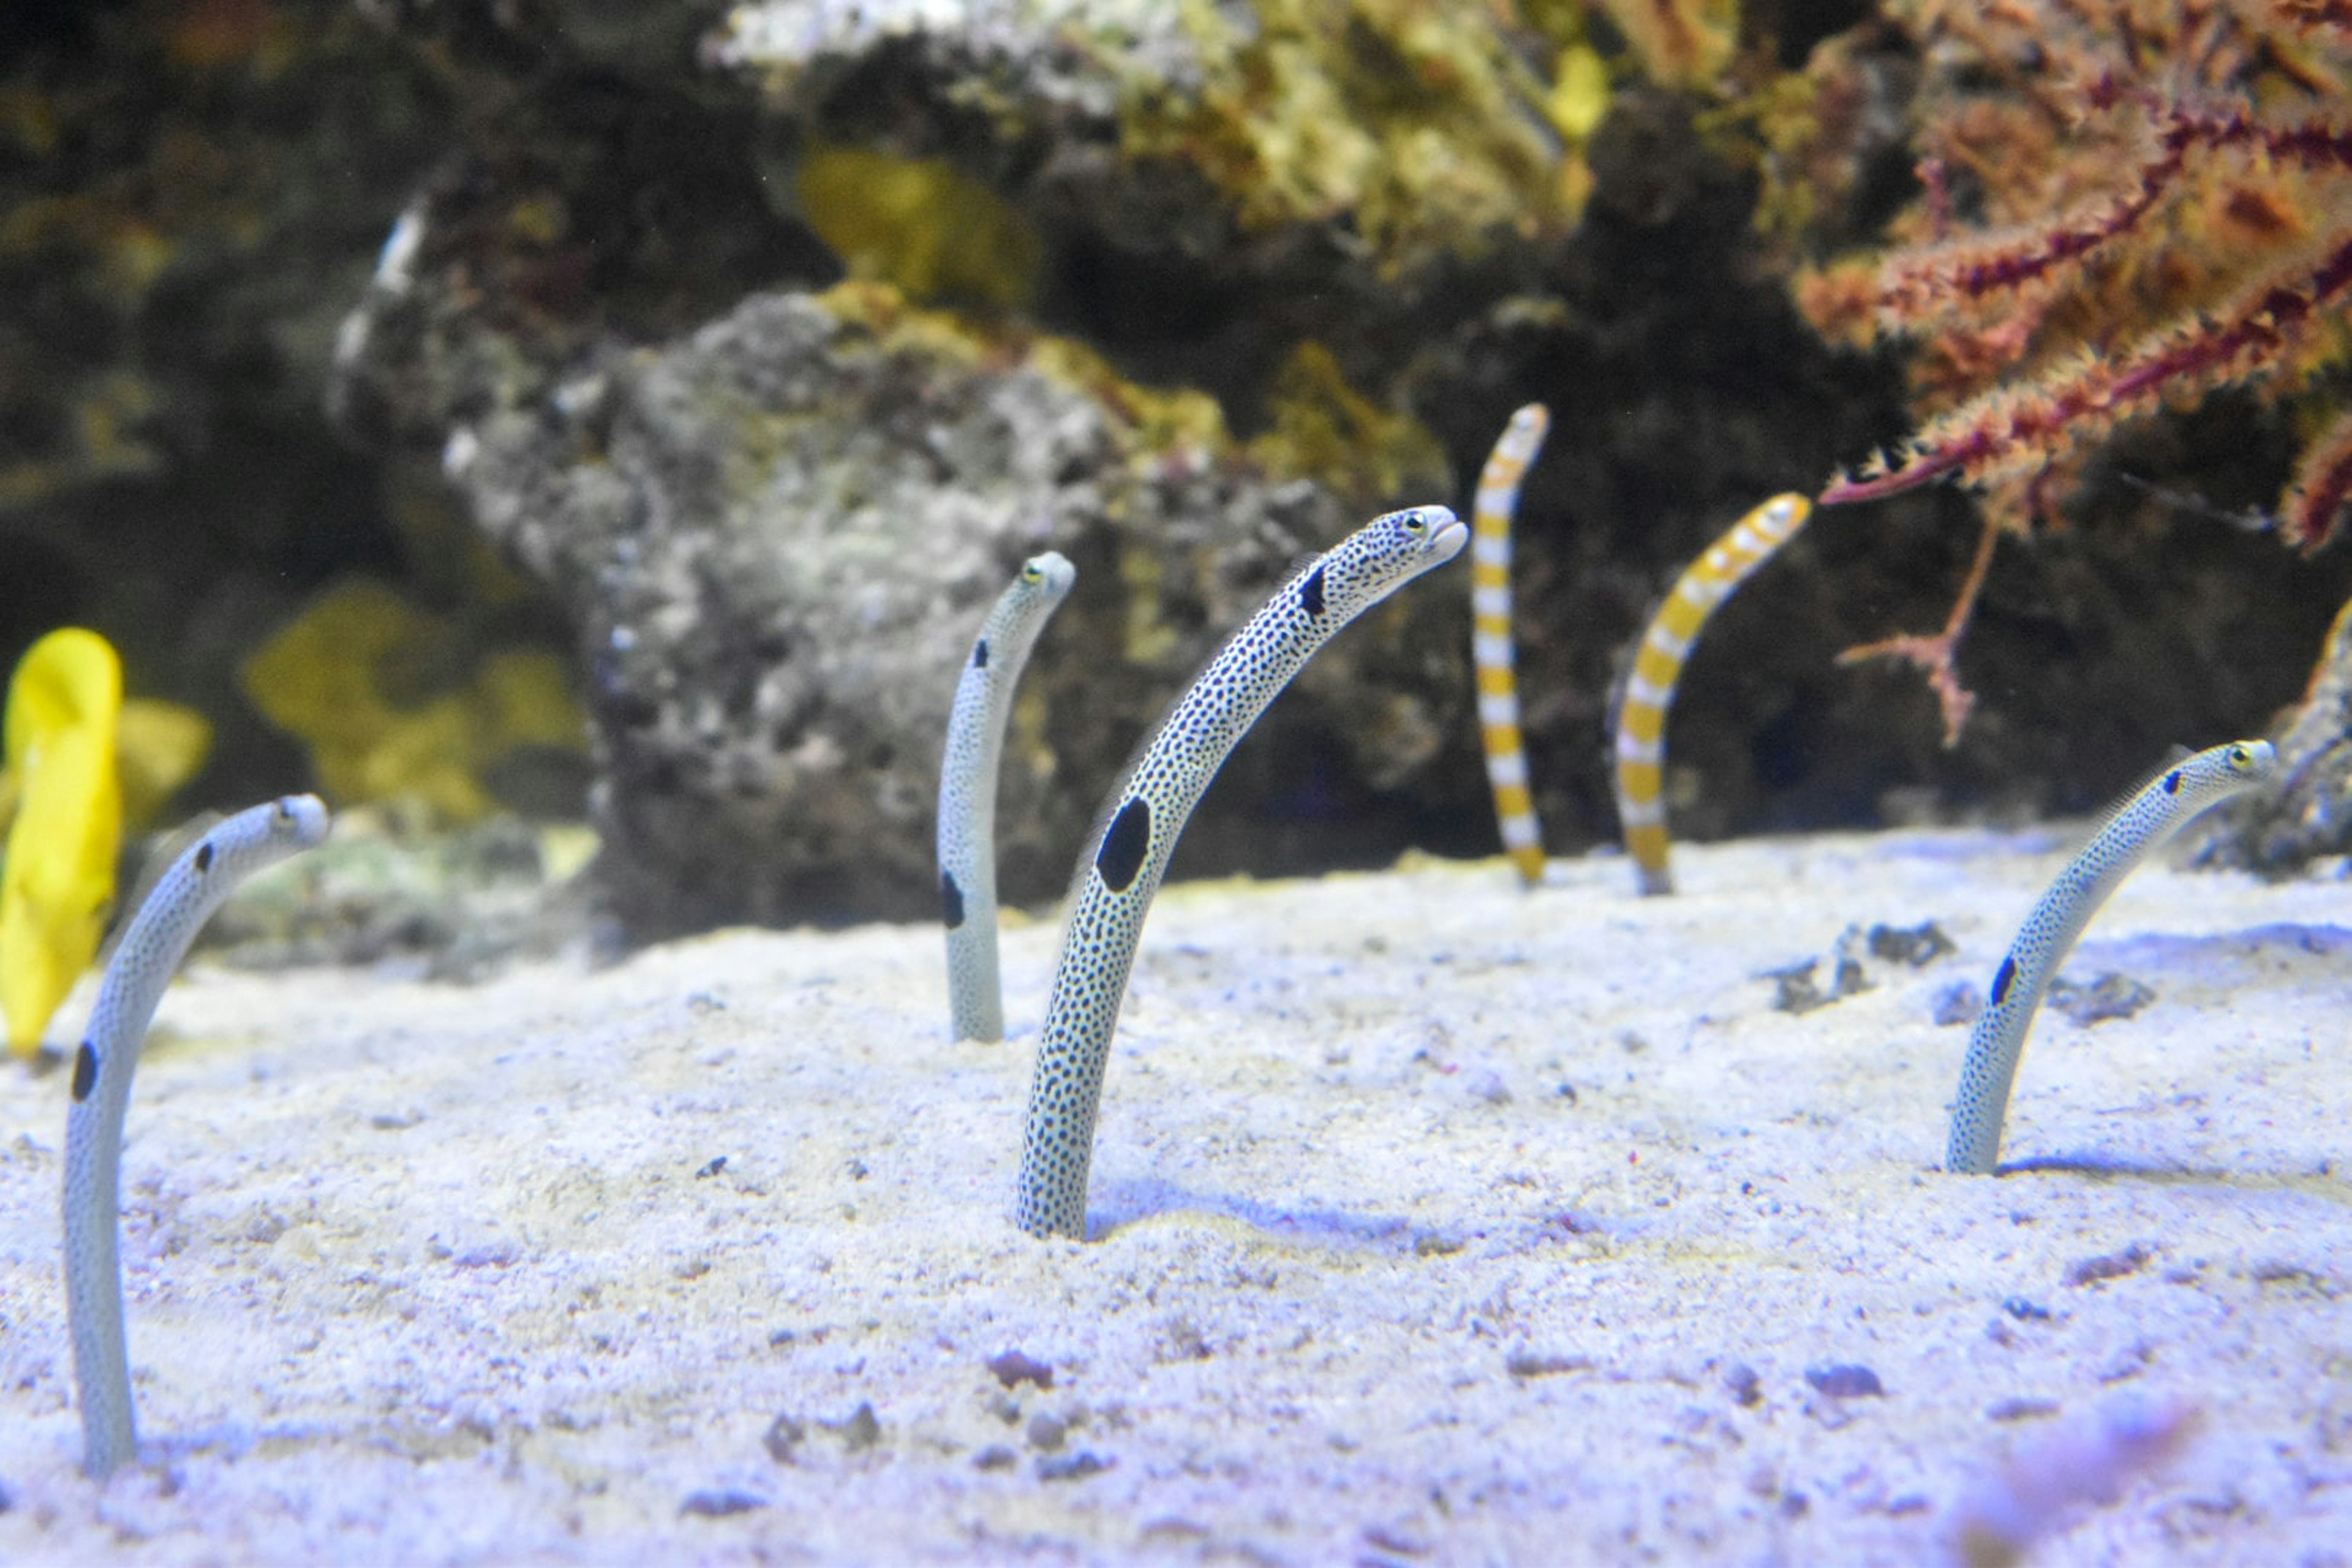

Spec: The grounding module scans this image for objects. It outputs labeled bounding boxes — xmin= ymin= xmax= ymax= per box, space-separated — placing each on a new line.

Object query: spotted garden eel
xmin=938 ymin=551 xmax=1076 ymax=1042
xmin=1612 ymin=493 xmax=1812 ymax=895
xmin=1469 ymin=404 xmax=1551 ymax=888
xmin=64 ymin=795 xmax=331 ymax=1479
xmin=1015 ymin=505 xmax=1468 ymax=1239
xmin=1946 ymin=740 xmax=2275 ymax=1175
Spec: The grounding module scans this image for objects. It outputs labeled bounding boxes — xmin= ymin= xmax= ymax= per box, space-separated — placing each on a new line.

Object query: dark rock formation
xmin=429 ymin=287 xmax=1465 ymax=935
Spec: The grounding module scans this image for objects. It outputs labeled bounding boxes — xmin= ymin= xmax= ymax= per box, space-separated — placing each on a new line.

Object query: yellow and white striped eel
xmin=1611 ymin=493 xmax=1812 ymax=896
xmin=1469 ymin=404 xmax=1551 ymax=887
xmin=1946 ymin=739 xmax=2274 ymax=1175
xmin=938 ymin=551 xmax=1075 ymax=1042
xmin=1015 ymin=505 xmax=1468 ymax=1240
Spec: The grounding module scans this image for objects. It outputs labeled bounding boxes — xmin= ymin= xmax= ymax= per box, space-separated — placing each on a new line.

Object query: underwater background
xmin=8 ymin=0 xmax=2352 ymax=946
xmin=8 ymin=6 xmax=2352 ymax=1562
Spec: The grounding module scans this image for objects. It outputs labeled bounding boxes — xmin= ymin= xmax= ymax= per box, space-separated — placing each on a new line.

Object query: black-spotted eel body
xmin=1613 ymin=494 xmax=1812 ymax=895
xmin=1946 ymin=740 xmax=2274 ymax=1174
xmin=1469 ymin=404 xmax=1551 ymax=887
xmin=63 ymin=794 xmax=331 ymax=1479
xmin=938 ymin=551 xmax=1075 ymax=1042
xmin=1015 ymin=506 xmax=1468 ymax=1239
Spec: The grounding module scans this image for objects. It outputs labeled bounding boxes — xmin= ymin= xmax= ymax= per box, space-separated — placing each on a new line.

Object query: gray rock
xmin=2193 ymin=598 xmax=2352 ymax=876
xmin=440 ymin=287 xmax=1457 ymax=932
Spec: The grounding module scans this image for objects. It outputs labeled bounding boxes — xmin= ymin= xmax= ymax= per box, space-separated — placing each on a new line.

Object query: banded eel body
xmin=1469 ymin=405 xmax=1552 ymax=887
xmin=1016 ymin=506 xmax=1468 ymax=1240
xmin=938 ymin=551 xmax=1076 ymax=1042
xmin=1946 ymin=740 xmax=2274 ymax=1175
xmin=1613 ymin=494 xmax=1812 ymax=895
xmin=64 ymin=796 xmax=330 ymax=1479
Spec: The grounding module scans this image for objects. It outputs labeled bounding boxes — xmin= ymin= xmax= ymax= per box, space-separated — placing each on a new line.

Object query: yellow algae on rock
xmin=241 ymin=581 xmax=586 ymax=824
xmin=114 ymin=697 xmax=213 ymax=832
xmin=1593 ymin=0 xmax=1739 ymax=92
xmin=1246 ymin=341 xmax=1448 ymax=509
xmin=815 ymin=283 xmax=1443 ymax=511
xmin=1117 ymin=0 xmax=1570 ymax=279
xmin=1 ymin=628 xmax=123 ymax=1057
xmin=797 ymin=145 xmax=1041 ymax=311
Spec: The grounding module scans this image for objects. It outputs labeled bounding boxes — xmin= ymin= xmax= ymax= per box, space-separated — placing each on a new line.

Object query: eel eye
xmin=1401 ymin=511 xmax=1428 ymax=536
xmin=2227 ymin=744 xmax=2252 ymax=769
xmin=1021 ymin=564 xmax=1042 ymax=582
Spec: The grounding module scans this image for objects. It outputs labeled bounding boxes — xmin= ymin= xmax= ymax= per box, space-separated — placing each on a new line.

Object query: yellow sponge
xmin=1 ymin=628 xmax=123 ymax=1057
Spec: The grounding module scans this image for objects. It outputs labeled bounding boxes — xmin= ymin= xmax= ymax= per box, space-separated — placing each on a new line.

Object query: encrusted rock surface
xmin=2193 ymin=600 xmax=2352 ymax=877
xmin=436 ymin=287 xmax=1458 ymax=935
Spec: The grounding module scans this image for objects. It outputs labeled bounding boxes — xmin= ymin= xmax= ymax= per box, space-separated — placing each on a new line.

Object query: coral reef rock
xmin=440 ymin=286 xmax=1462 ymax=935
xmin=2194 ymin=600 xmax=2352 ymax=877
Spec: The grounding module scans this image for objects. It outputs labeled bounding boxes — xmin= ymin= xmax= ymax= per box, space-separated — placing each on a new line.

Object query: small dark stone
xmin=1765 ymin=958 xmax=1826 ymax=1014
xmin=1036 ymin=1450 xmax=1108 ymax=1482
xmin=695 ymin=1156 xmax=728 ymax=1178
xmin=973 ymin=1444 xmax=1017 ymax=1471
xmin=824 ymin=1401 xmax=881 ymax=1452
xmin=1763 ymin=937 xmax=1874 ymax=1014
xmin=679 ymin=1488 xmax=767 ymax=1517
xmin=1362 ymin=1523 xmax=1433 ymax=1556
xmin=1931 ymin=981 xmax=1984 ymax=1027
xmin=2002 ymin=1297 xmax=2051 ymax=1321
xmin=2252 ymin=1261 xmax=2326 ymax=1290
xmin=2064 ymin=1243 xmax=2152 ymax=1287
xmin=1804 ymin=1363 xmax=1884 ymax=1398
xmin=1723 ymin=1362 xmax=1762 ymax=1407
xmin=2048 ymin=972 xmax=2155 ymax=1027
xmin=987 ymin=1348 xmax=1054 ymax=1390
xmin=1506 ymin=1349 xmax=1592 ymax=1379
xmin=1986 ymin=1397 xmax=2061 ymax=1422
xmin=1158 ymin=1319 xmax=1212 ymax=1362
xmin=1867 ymin=920 xmax=1956 ymax=967
xmin=762 ymin=1414 xmax=805 ymax=1463
xmin=1025 ymin=1412 xmax=1067 ymax=1451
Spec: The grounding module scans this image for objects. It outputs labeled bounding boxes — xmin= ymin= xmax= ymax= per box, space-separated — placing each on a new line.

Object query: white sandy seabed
xmin=1 ymin=827 xmax=2350 ymax=1566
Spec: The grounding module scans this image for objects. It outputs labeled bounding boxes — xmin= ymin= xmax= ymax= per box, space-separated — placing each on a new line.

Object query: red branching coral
xmin=1795 ymin=0 xmax=2352 ymax=737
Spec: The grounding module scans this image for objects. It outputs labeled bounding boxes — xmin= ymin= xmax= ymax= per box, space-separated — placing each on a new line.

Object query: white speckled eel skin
xmin=1946 ymin=741 xmax=2274 ymax=1175
xmin=938 ymin=552 xmax=1076 ymax=1042
xmin=64 ymin=795 xmax=331 ymax=1479
xmin=1015 ymin=506 xmax=1468 ymax=1239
